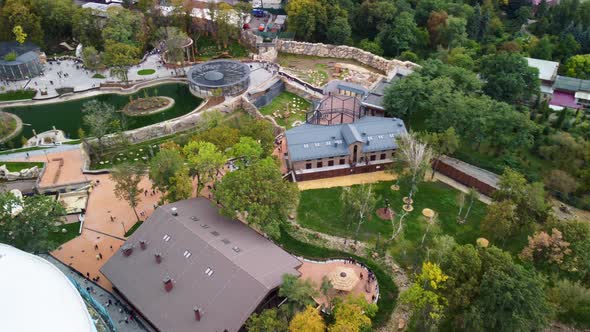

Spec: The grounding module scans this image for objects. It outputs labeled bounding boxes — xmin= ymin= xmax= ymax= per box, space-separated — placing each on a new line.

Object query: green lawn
xmin=49 ymin=222 xmax=80 ymax=246
xmin=62 ymin=139 xmax=81 ymax=145
xmin=92 ymin=73 xmax=106 ymax=79
xmin=258 ymin=92 xmax=311 ymax=128
xmin=298 ymin=180 xmax=493 ymax=265
xmin=0 ymin=89 xmax=36 ymax=101
xmin=1 ymin=161 xmax=44 ymax=172
xmin=137 ymin=69 xmax=156 ymax=76
xmin=276 ymin=226 xmax=397 ymax=328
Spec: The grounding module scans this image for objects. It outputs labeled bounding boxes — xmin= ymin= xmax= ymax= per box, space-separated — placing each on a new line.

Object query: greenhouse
xmin=0 ymin=42 xmax=44 ymax=81
xmin=186 ymin=60 xmax=250 ymax=98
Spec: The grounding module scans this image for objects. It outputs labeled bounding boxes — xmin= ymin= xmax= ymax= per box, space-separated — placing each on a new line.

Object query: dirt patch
xmin=278 ymin=53 xmax=384 ymax=89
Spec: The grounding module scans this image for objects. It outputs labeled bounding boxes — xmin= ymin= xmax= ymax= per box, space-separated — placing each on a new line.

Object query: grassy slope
xmin=277 ymin=226 xmax=397 ymax=328
xmin=1 ymin=161 xmax=44 ymax=172
xmin=258 ymin=91 xmax=310 ymax=128
xmin=49 ymin=222 xmax=80 ymax=246
xmin=0 ymin=90 xmax=36 ymax=101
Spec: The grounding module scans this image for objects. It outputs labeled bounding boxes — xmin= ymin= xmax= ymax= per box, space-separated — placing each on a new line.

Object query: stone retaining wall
xmin=282 ymin=77 xmax=323 ymax=101
xmin=276 ymin=40 xmax=419 ymax=76
xmin=240 ymin=96 xmax=284 ymax=136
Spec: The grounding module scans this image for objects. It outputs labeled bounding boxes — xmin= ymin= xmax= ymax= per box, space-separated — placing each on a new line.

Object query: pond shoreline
xmin=0 ymin=112 xmax=23 ymax=144
xmin=0 ymin=78 xmax=188 ymax=108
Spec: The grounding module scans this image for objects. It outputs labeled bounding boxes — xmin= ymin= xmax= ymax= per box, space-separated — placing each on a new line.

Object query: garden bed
xmin=137 ymin=69 xmax=156 ymax=76
xmin=122 ymin=96 xmax=175 ymax=116
xmin=1 ymin=161 xmax=44 ymax=172
xmin=0 ymin=89 xmax=36 ymax=101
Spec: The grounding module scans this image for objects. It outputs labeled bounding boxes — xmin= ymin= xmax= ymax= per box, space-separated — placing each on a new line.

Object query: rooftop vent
xmin=221 ymin=238 xmax=231 ymax=245
xmin=200 ymin=224 xmax=210 ymax=229
xmin=232 ymin=246 xmax=242 ymax=253
xmin=193 ymin=307 xmax=203 ymax=322
xmin=122 ymin=245 xmax=133 ymax=257
xmin=139 ymin=240 xmax=147 ymax=250
xmin=210 ymin=231 xmax=220 ymax=237
xmin=397 ymin=123 xmax=403 ymax=127
xmin=205 ymin=267 xmax=214 ymax=277
xmin=163 ymin=276 xmax=174 ymax=292
xmin=163 ymin=234 xmax=171 ymax=242
xmin=331 ymin=136 xmax=336 ymax=139
xmin=183 ymin=250 xmax=192 ymax=258
xmin=361 ymin=132 xmax=366 ymax=136
xmin=171 ymin=207 xmax=178 ymax=216
xmin=191 ymin=216 xmax=199 ymax=221
xmin=155 ymin=252 xmax=163 ymax=264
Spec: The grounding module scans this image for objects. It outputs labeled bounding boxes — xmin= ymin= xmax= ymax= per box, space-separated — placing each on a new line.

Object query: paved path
xmin=297 ymin=171 xmax=396 ymax=191
xmin=41 ymin=254 xmax=149 ymax=332
xmin=286 ymin=220 xmax=410 ymax=331
xmin=0 ymin=144 xmax=80 ymax=161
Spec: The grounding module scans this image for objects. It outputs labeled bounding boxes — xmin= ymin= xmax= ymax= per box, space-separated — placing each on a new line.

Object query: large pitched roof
xmin=100 ymin=198 xmax=301 ymax=332
xmin=286 ymin=116 xmax=407 ymax=162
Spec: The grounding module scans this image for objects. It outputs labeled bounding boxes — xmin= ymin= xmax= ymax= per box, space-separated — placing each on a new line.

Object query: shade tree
xmin=213 ymin=157 xmax=299 ymax=238
xmin=0 ymin=192 xmax=66 ymax=253
xmin=110 ymin=162 xmax=146 ymax=222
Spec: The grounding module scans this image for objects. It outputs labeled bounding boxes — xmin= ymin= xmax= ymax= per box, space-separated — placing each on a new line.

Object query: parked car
xmin=243 ymin=23 xmax=250 ymax=30
xmin=252 ymin=9 xmax=265 ymax=17
xmin=258 ymin=24 xmax=265 ymax=32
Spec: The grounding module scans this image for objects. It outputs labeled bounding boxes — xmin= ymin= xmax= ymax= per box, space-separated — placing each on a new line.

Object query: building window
xmin=317 ymin=162 xmax=323 ymax=168
xmin=306 ymin=163 xmax=312 ymax=169
xmin=328 ymin=160 xmax=334 ymax=166
xmin=380 ymin=153 xmax=386 ymax=160
xmin=370 ymin=155 xmax=376 ymax=161
xmin=339 ymin=159 xmax=345 ymax=165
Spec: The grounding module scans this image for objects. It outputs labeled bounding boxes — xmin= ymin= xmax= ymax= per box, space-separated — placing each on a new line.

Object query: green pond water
xmin=0 ymin=83 xmax=202 ymax=150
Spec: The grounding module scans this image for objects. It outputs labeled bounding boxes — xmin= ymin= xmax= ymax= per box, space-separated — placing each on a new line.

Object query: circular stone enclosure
xmin=186 ymin=60 xmax=250 ymax=98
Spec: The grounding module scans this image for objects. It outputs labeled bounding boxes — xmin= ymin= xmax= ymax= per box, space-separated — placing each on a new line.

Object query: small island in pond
xmin=122 ymin=96 xmax=175 ymax=116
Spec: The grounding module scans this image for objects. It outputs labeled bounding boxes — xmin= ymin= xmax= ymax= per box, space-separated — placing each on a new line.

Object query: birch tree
xmin=341 ymin=184 xmax=377 ymax=243
xmin=390 ymin=133 xmax=433 ymax=240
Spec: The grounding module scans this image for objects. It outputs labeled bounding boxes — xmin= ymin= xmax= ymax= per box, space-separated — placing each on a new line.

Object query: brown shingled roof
xmin=100 ymin=198 xmax=301 ymax=332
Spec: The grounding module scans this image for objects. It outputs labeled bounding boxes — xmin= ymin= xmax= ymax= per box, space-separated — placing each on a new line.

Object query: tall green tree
xmin=479 ymin=52 xmax=540 ymax=104
xmin=228 ymin=136 xmax=263 ymax=168
xmin=246 ymin=308 xmax=288 ymax=332
xmin=0 ymin=192 xmax=66 ymax=253
xmin=183 ymin=141 xmax=225 ymax=196
xmin=279 ymin=274 xmax=317 ymax=314
xmin=81 ymin=100 xmax=120 ymax=155
xmin=110 ymin=162 xmax=145 ymax=222
xmin=214 ymin=158 xmax=299 ymax=238
xmin=149 ymin=148 xmax=187 ymax=198
xmin=422 ymin=127 xmax=460 ymax=179
xmin=286 ymin=0 xmax=327 ymax=41
xmin=341 ymin=184 xmax=377 ymax=242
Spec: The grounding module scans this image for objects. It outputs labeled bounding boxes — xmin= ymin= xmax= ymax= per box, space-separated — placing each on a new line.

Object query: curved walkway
xmin=287 ymin=220 xmax=410 ymax=331
xmin=0 ymin=112 xmax=23 ymax=144
xmin=0 ymin=78 xmax=188 ymax=108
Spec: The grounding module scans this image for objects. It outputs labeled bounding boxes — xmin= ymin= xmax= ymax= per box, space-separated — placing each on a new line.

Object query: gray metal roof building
xmin=361 ymin=75 xmax=402 ymax=111
xmin=553 ymin=75 xmax=590 ymax=93
xmin=286 ymin=116 xmax=407 ymax=162
xmin=0 ymin=42 xmax=43 ymax=81
xmin=100 ymin=198 xmax=301 ymax=332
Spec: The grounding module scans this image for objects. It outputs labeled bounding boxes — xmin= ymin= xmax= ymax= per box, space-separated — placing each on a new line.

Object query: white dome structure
xmin=0 ymin=244 xmax=97 ymax=332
